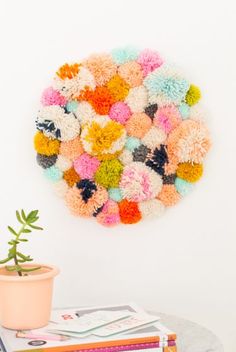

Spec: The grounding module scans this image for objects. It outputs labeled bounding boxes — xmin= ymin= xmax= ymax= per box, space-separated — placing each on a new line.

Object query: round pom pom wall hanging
xmin=34 ymin=47 xmax=211 ymax=227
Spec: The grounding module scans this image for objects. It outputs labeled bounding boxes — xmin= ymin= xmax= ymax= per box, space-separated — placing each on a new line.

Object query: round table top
xmin=156 ymin=312 xmax=224 ymax=352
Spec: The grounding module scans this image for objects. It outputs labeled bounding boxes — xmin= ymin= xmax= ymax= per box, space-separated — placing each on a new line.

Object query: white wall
xmin=0 ymin=0 xmax=235 ymax=350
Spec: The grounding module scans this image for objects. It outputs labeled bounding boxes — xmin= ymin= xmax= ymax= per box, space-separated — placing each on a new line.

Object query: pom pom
xmin=157 ymin=185 xmax=181 ymax=206
xmin=185 ymin=84 xmax=201 ymax=106
xmin=65 ymin=181 xmax=108 ymax=217
xmin=63 ymin=167 xmax=80 ymax=187
xmin=36 ymin=153 xmax=57 ymax=169
xmin=138 ymin=199 xmax=165 ymax=218
xmin=126 ymin=113 xmax=152 ymax=138
xmin=120 ymin=162 xmax=163 ymax=202
xmin=95 ymin=159 xmax=123 ymax=188
xmin=44 ymin=165 xmax=63 ymax=182
xmin=36 ymin=106 xmax=80 ymax=141
xmin=118 ymin=61 xmax=143 ymax=87
xmin=84 ymin=54 xmax=116 ymax=86
xmin=55 ymin=155 xmax=72 ymax=172
xmin=81 ymin=116 xmax=126 ymax=159
xmin=125 ymin=136 xmax=141 ymax=152
xmin=79 ymin=86 xmax=115 ymax=115
xmin=60 ymin=136 xmax=84 ymax=161
xmin=175 ymin=177 xmax=194 ymax=196
xmin=34 ymin=132 xmax=60 ymax=156
xmin=108 ymin=187 xmax=123 ymax=202
xmin=111 ymin=46 xmax=140 ymax=65
xmin=74 ymin=153 xmax=100 ymax=179
xmin=154 ymin=104 xmax=181 ymax=134
xmin=176 ymin=162 xmax=203 ymax=182
xmin=56 ymin=63 xmax=80 ymax=80
xmin=178 ymin=102 xmax=190 ymax=119
xmin=144 ymin=104 xmax=158 ymax=119
xmin=41 ymin=87 xmax=67 ymax=107
xmin=118 ymin=149 xmax=133 ymax=165
xmin=109 ymin=102 xmax=131 ymax=124
xmin=66 ymin=101 xmax=78 ymax=113
xmin=167 ymin=119 xmax=211 ymax=163
xmin=144 ymin=64 xmax=190 ymax=105
xmin=75 ymin=101 xmax=95 ymax=125
xmin=53 ymin=67 xmax=95 ymax=100
xmin=137 ymin=49 xmax=163 ymax=76
xmin=125 ymin=86 xmax=148 ymax=113
xmin=118 ymin=199 xmax=141 ymax=224
xmin=106 ymin=75 xmax=130 ymax=102
xmin=142 ymin=126 xmax=166 ymax=149
xmin=96 ymin=200 xmax=120 ymax=227
xmin=145 ymin=145 xmax=168 ymax=176
xmin=133 ymin=144 xmax=150 ymax=162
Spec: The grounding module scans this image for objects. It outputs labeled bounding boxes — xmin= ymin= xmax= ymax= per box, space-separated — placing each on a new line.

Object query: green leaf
xmin=0 ymin=256 xmax=13 ymax=264
xmin=20 ymin=266 xmax=41 ymax=272
xmin=19 ymin=238 xmax=28 ymax=242
xmin=6 ymin=265 xmax=20 ymax=272
xmin=8 ymin=241 xmax=14 ymax=245
xmin=28 ymin=224 xmax=43 ymax=230
xmin=28 ymin=217 xmax=39 ymax=224
xmin=16 ymin=252 xmax=33 ymax=261
xmin=21 ymin=209 xmax=27 ymax=221
xmin=7 ymin=226 xmax=18 ymax=236
xmin=16 ymin=210 xmax=24 ymax=224
xmin=27 ymin=210 xmax=39 ymax=222
xmin=22 ymin=229 xmax=31 ymax=233
xmin=12 ymin=240 xmax=20 ymax=245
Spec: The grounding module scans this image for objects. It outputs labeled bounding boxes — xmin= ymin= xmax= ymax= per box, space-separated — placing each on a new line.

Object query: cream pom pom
xmin=53 ymin=67 xmax=95 ymax=99
xmin=125 ymin=86 xmax=148 ymax=113
xmin=75 ymin=101 xmax=96 ymax=125
xmin=142 ymin=126 xmax=167 ymax=149
xmin=118 ymin=149 xmax=133 ymax=165
xmin=37 ymin=106 xmax=81 ymax=141
xmin=55 ymin=155 xmax=72 ymax=171
xmin=138 ymin=199 xmax=165 ymax=218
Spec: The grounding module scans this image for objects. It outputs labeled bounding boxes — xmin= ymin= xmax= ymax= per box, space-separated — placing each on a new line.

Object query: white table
xmin=156 ymin=312 xmax=223 ymax=352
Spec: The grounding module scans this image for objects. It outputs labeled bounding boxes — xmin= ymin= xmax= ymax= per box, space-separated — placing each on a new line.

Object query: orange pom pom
xmin=118 ymin=199 xmax=141 ymax=224
xmin=63 ymin=167 xmax=80 ymax=187
xmin=79 ymin=87 xmax=115 ymax=115
xmin=56 ymin=63 xmax=80 ymax=80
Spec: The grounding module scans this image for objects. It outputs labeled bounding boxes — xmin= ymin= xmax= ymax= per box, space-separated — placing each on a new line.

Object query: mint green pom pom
xmin=179 ymin=102 xmax=190 ymax=119
xmin=125 ymin=137 xmax=141 ymax=152
xmin=175 ymin=177 xmax=194 ymax=196
xmin=108 ymin=188 xmax=123 ymax=202
xmin=111 ymin=46 xmax=140 ymax=65
xmin=44 ymin=166 xmax=63 ymax=182
xmin=66 ymin=101 xmax=78 ymax=113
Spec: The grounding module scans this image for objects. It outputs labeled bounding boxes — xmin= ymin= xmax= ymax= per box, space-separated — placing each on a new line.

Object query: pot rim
xmin=0 ymin=263 xmax=60 ymax=282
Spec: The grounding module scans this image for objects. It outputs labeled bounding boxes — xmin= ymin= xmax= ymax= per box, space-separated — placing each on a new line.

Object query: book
xmin=0 ymin=304 xmax=177 ymax=352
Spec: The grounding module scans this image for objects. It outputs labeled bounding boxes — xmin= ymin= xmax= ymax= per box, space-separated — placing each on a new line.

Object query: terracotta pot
xmin=0 ymin=264 xmax=59 ymax=330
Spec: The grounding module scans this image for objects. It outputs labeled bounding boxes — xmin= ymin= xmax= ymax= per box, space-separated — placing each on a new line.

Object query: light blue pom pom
xmin=66 ymin=101 xmax=78 ymax=113
xmin=175 ymin=177 xmax=194 ymax=196
xmin=144 ymin=74 xmax=189 ymax=103
xmin=179 ymin=102 xmax=190 ymax=119
xmin=44 ymin=166 xmax=63 ymax=182
xmin=108 ymin=188 xmax=123 ymax=202
xmin=125 ymin=137 xmax=141 ymax=152
xmin=111 ymin=46 xmax=140 ymax=65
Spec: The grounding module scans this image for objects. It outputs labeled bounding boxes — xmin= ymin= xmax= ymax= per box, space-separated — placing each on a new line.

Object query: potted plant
xmin=0 ymin=209 xmax=59 ymax=330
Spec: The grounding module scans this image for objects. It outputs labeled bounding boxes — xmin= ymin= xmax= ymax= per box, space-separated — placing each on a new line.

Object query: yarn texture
xmin=34 ymin=47 xmax=211 ymax=226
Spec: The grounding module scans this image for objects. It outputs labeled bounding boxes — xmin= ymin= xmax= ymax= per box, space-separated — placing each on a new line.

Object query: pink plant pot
xmin=0 ymin=264 xmax=59 ymax=330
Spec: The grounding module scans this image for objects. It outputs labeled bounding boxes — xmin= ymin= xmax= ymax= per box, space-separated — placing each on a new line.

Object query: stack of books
xmin=0 ymin=304 xmax=177 ymax=352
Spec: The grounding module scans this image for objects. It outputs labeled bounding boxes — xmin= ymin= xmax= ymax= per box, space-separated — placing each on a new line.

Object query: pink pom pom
xmin=154 ymin=104 xmax=181 ymax=134
xmin=74 ymin=153 xmax=100 ymax=179
xmin=41 ymin=87 xmax=67 ymax=106
xmin=137 ymin=49 xmax=163 ymax=77
xmin=109 ymin=102 xmax=131 ymax=124
xmin=96 ymin=200 xmax=120 ymax=227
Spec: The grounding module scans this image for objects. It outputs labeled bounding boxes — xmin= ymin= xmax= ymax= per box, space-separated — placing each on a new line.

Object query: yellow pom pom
xmin=177 ymin=162 xmax=203 ymax=183
xmin=107 ymin=74 xmax=130 ymax=101
xmin=34 ymin=132 xmax=60 ymax=156
xmin=185 ymin=84 xmax=201 ymax=106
